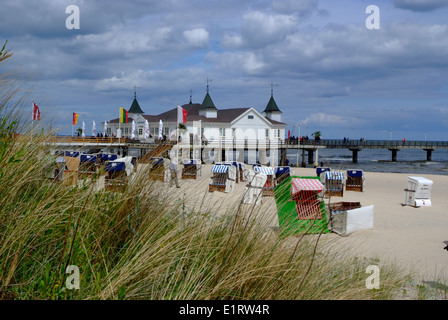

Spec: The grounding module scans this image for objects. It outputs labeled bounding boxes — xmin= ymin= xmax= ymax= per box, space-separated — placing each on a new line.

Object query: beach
xmin=160 ymin=164 xmax=448 ymax=284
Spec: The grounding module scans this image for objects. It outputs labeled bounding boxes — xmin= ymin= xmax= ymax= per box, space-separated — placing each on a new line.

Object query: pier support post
xmin=301 ymin=148 xmax=306 ymax=167
xmin=314 ymin=148 xmax=319 ymax=168
xmin=349 ymin=148 xmax=360 ymax=163
xmin=389 ymin=149 xmax=399 ymax=162
xmin=423 ymin=148 xmax=434 ymax=161
xmin=308 ymin=150 xmax=314 ymax=165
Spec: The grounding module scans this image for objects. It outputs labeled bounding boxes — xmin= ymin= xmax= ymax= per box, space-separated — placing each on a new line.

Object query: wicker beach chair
xmin=324 ymin=171 xmax=345 ymax=197
xmin=181 ymin=159 xmax=202 ymax=180
xmin=345 ymin=169 xmax=364 ymax=192
xmin=209 ymin=164 xmax=236 ymax=193
xmin=243 ymin=170 xmax=267 ymax=205
xmin=253 ymin=166 xmax=276 ymax=196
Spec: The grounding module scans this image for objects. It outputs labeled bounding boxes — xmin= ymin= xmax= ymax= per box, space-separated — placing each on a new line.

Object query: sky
xmin=1 ymin=0 xmax=448 ymax=140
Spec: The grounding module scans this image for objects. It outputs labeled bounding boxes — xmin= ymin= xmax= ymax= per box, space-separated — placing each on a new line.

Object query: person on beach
xmin=169 ymin=158 xmax=180 ymax=188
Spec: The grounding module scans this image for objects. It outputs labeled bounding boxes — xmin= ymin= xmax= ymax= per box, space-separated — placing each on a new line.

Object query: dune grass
xmin=0 ymin=41 xmax=409 ymax=300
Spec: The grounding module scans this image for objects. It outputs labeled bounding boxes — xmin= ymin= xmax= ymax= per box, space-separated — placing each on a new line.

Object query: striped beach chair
xmin=253 ymin=166 xmax=276 ymax=196
xmin=291 ymin=178 xmax=325 ymax=220
xmin=209 ymin=164 xmax=236 ymax=193
xmin=324 ymin=171 xmax=345 ymax=197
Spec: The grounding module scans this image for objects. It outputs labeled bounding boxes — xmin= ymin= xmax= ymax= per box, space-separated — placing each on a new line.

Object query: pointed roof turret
xmin=129 ymin=88 xmax=144 ymax=114
xmin=263 ymin=83 xmax=282 ymax=113
xmin=263 ymin=95 xmax=281 ymax=113
xmin=199 ymin=78 xmax=217 ymax=110
xmin=200 ymin=92 xmax=216 ymax=110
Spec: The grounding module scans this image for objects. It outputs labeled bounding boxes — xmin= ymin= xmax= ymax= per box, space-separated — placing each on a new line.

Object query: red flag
xmin=177 ymin=105 xmax=187 ymax=124
xmin=33 ymin=102 xmax=40 ymax=121
xmin=288 ymin=130 xmax=291 ymax=139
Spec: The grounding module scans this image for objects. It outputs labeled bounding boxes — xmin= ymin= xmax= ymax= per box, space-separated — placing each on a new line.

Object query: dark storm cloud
xmin=393 ymin=0 xmax=448 ymax=12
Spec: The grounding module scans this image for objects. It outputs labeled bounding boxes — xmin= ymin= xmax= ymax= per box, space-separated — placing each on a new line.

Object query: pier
xmin=46 ymin=136 xmax=448 ymax=165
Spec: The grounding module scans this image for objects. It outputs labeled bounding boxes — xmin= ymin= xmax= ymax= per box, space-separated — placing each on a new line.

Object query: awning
xmin=291 ymin=178 xmax=324 ymax=195
xmin=274 ymin=166 xmax=290 ymax=174
xmin=105 ymin=161 xmax=125 ymax=172
xmin=65 ymin=151 xmax=79 ymax=158
xmin=326 ymin=171 xmax=344 ymax=180
xmin=254 ymin=166 xmax=274 ymax=175
xmin=98 ymin=154 xmax=118 ymax=161
xmin=347 ymin=169 xmax=363 ymax=177
xmin=212 ymin=165 xmax=229 ymax=173
xmin=80 ymin=154 xmax=97 ymax=162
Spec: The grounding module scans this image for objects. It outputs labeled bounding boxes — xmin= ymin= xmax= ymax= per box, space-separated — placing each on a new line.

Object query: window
xmin=219 ymin=128 xmax=226 ymax=138
xmin=232 ymin=128 xmax=236 ymax=139
xmin=164 ymin=127 xmax=169 ymax=136
xmin=248 ymin=115 xmax=254 ymax=119
xmin=274 ymin=129 xmax=280 ymax=138
xmin=138 ymin=128 xmax=143 ymax=135
xmin=107 ymin=128 xmax=111 ymax=135
xmin=265 ymin=129 xmax=269 ymax=139
xmin=124 ymin=127 xmax=128 ymax=134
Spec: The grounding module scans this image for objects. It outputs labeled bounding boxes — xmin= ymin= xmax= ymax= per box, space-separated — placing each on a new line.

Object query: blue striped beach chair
xmin=209 ymin=164 xmax=236 ymax=193
xmin=253 ymin=166 xmax=276 ymax=196
xmin=324 ymin=171 xmax=345 ymax=197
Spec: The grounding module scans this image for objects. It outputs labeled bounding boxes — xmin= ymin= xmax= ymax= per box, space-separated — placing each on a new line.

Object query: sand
xmin=155 ymin=164 xmax=448 ymax=283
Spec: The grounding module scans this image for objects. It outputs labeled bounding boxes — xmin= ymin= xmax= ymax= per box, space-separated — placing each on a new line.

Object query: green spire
xmin=263 ymin=95 xmax=281 ymax=113
xmin=200 ymin=92 xmax=217 ymax=110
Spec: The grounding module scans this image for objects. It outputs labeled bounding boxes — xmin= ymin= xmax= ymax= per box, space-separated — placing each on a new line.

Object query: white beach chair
xmin=243 ymin=170 xmax=267 ymax=205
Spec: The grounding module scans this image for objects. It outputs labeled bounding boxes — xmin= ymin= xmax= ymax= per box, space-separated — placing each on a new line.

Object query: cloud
xmin=272 ymin=0 xmax=318 ymax=17
xmin=183 ymin=28 xmax=210 ymax=49
xmin=393 ymin=0 xmax=448 ymax=12
xmin=222 ymin=11 xmax=298 ymax=49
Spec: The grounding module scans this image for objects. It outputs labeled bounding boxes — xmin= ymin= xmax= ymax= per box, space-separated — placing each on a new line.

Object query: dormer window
xmin=248 ymin=115 xmax=254 ymax=119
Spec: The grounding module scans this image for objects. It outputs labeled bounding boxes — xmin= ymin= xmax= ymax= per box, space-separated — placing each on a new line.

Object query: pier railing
xmin=296 ymin=139 xmax=448 ymax=149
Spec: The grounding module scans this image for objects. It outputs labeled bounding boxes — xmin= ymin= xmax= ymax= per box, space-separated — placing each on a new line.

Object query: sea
xmin=285 ymin=148 xmax=448 ymax=176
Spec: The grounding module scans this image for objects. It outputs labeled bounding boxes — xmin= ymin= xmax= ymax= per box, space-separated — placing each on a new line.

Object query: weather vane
xmin=205 ymin=77 xmax=213 ymax=93
xmin=270 ymin=82 xmax=279 ymax=97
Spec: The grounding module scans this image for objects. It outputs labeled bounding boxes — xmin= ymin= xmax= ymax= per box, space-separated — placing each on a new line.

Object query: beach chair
xmin=224 ymin=161 xmax=240 ymax=183
xmin=253 ymin=166 xmax=276 ymax=196
xmin=98 ymin=153 xmax=118 ymax=163
xmin=291 ymin=178 xmax=325 ymax=220
xmin=328 ymin=202 xmax=374 ymax=236
xmin=345 ymin=169 xmax=364 ymax=192
xmin=402 ymin=176 xmax=433 ymax=207
xmin=243 ymin=170 xmax=267 ymax=205
xmin=104 ymin=161 xmax=127 ymax=192
xmin=209 ymin=164 xmax=236 ymax=193
xmin=239 ymin=162 xmax=248 ymax=182
xmin=324 ymin=171 xmax=345 ymax=197
xmin=148 ymin=157 xmax=170 ymax=181
xmin=78 ymin=154 xmax=98 ymax=179
xmin=182 ymin=159 xmax=202 ymax=180
xmin=274 ymin=166 xmax=291 ymax=186
xmin=316 ymin=167 xmax=331 ymax=184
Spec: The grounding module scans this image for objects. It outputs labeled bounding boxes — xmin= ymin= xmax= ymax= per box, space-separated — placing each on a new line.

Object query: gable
xmin=231 ymin=108 xmax=274 ymax=127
